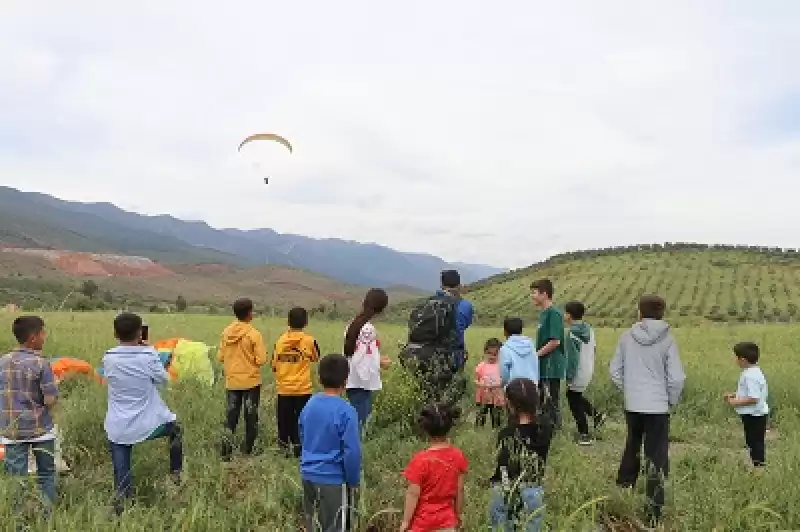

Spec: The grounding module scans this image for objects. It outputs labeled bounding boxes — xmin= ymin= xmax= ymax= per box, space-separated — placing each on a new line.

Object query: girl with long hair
xmin=343 ymin=288 xmax=390 ymax=429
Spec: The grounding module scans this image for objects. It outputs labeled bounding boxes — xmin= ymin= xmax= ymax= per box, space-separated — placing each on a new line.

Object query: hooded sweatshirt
xmin=609 ymin=319 xmax=686 ymax=414
xmin=272 ymin=330 xmax=320 ymax=396
xmin=566 ymin=322 xmax=595 ymax=392
xmin=218 ymin=321 xmax=268 ymax=390
xmin=500 ymin=334 xmax=539 ymax=386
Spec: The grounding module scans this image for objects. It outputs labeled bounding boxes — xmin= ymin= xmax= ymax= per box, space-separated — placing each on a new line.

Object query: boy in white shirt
xmin=724 ymin=342 xmax=769 ymax=468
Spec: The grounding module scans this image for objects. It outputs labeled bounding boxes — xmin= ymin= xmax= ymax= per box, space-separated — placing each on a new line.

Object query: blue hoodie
xmin=500 ymin=335 xmax=539 ymax=386
xmin=299 ymin=393 xmax=361 ymax=486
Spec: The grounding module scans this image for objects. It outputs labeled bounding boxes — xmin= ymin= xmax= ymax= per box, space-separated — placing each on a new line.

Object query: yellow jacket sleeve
xmin=251 ymin=330 xmax=268 ymax=367
xmin=217 ymin=333 xmax=226 ymax=363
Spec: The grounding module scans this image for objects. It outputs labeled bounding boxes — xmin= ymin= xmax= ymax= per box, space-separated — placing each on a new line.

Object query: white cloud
xmin=1 ymin=1 xmax=800 ymax=268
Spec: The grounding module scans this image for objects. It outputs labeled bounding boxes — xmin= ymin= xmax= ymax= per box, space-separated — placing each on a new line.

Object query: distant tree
xmin=176 ymin=295 xmax=188 ymax=312
xmin=80 ymin=280 xmax=99 ymax=300
xmin=70 ymin=295 xmax=94 ymax=312
xmin=103 ymin=290 xmax=114 ymax=304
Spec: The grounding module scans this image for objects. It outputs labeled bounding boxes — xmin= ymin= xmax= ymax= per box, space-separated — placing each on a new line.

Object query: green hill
xmin=388 ymin=244 xmax=800 ymax=327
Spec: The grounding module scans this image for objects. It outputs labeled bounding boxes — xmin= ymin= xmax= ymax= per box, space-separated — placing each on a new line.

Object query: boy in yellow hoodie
xmin=272 ymin=307 xmax=320 ymax=457
xmin=218 ymin=298 xmax=267 ymax=460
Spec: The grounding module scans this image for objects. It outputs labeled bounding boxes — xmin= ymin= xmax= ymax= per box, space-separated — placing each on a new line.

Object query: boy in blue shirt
xmin=299 ymin=354 xmax=361 ymax=531
xmin=724 ymin=342 xmax=769 ymax=467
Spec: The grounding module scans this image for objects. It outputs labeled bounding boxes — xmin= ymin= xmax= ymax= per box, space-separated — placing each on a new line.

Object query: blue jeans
xmin=3 ymin=439 xmax=56 ymax=517
xmin=109 ymin=421 xmax=183 ymax=513
xmin=489 ymin=485 xmax=545 ymax=532
xmin=346 ymin=388 xmax=374 ymax=428
xmin=453 ymin=349 xmax=466 ymax=372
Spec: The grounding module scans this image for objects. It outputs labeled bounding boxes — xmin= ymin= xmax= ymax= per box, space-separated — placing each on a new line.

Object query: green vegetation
xmin=0 ymin=313 xmax=798 ymax=530
xmin=458 ymin=244 xmax=800 ymax=327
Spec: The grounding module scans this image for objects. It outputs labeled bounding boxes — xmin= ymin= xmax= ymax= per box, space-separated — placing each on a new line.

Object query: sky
xmin=1 ymin=1 xmax=799 ymax=269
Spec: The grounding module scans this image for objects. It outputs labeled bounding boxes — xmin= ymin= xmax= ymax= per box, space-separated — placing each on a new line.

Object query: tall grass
xmin=0 ymin=313 xmax=798 ymax=530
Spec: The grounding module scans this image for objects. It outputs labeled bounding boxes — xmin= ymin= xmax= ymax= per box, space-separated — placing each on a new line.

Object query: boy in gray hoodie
xmin=610 ymin=295 xmax=685 ymax=526
xmin=565 ymin=301 xmax=605 ymax=446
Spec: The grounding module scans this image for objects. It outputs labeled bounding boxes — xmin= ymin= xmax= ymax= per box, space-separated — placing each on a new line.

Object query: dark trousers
xmin=476 ymin=404 xmax=503 ymax=428
xmin=741 ymin=414 xmax=767 ymax=466
xmin=277 ymin=394 xmax=311 ymax=457
xmin=110 ymin=421 xmax=183 ymax=513
xmin=222 ymin=386 xmax=261 ymax=458
xmin=540 ymin=378 xmax=562 ymax=428
xmin=566 ymin=390 xmax=597 ymax=435
xmin=617 ymin=412 xmax=669 ymax=523
xmin=302 ymin=481 xmax=357 ymax=532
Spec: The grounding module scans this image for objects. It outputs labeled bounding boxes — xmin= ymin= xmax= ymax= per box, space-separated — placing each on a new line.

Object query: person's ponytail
xmin=343 ymin=288 xmax=389 ymax=357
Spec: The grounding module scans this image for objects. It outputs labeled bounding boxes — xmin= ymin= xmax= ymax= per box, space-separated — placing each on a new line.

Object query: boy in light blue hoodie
xmin=500 ymin=317 xmax=539 ymax=386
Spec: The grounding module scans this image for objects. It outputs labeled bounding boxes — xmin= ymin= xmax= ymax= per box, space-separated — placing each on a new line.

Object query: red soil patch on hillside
xmin=1 ymin=249 xmax=174 ymax=277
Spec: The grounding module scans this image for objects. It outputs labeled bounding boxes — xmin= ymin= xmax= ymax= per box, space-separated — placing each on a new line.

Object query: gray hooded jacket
xmin=609 ymin=320 xmax=685 ymax=414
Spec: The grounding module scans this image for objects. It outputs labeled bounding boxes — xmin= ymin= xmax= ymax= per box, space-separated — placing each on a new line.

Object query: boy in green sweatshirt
xmin=564 ymin=301 xmax=605 ymax=445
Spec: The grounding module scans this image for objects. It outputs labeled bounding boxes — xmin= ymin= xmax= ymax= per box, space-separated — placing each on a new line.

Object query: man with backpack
xmin=400 ymin=270 xmax=473 ymax=405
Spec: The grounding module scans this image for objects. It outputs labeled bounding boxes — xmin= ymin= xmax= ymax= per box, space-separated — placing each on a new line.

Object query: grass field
xmin=1 ymin=312 xmax=799 ymax=531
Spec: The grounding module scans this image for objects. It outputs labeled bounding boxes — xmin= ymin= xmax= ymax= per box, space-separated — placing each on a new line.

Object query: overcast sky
xmin=2 ymin=2 xmax=799 ymax=268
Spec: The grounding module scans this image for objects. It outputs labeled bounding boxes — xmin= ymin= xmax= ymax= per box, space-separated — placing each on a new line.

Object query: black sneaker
xmin=577 ymin=433 xmax=595 ymax=446
xmin=593 ymin=412 xmax=607 ymax=431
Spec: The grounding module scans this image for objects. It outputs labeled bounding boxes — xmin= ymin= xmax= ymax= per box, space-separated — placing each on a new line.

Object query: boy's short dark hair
xmin=441 ymin=270 xmax=461 ymax=289
xmin=233 ymin=298 xmax=254 ymax=321
xmin=288 ymin=307 xmax=308 ymax=329
xmin=564 ymin=301 xmax=586 ymax=320
xmin=639 ymin=295 xmax=666 ymax=320
xmin=503 ymin=317 xmax=524 ymax=336
xmin=418 ymin=402 xmax=461 ymax=438
xmin=734 ymin=342 xmax=760 ymax=364
xmin=114 ymin=312 xmax=143 ymax=343
xmin=530 ymin=279 xmax=554 ymax=299
xmin=12 ymin=316 xmax=45 ymax=344
xmin=318 ymin=354 xmax=349 ymax=389
xmin=484 ymin=338 xmax=502 ymax=351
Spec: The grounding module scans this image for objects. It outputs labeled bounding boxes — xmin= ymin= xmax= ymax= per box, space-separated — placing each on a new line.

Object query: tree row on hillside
xmin=471 ymin=243 xmax=800 ymax=289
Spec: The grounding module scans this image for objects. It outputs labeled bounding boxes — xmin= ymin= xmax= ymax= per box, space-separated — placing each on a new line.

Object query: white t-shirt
xmin=735 ymin=366 xmax=769 ymax=416
xmin=344 ymin=321 xmax=382 ymax=391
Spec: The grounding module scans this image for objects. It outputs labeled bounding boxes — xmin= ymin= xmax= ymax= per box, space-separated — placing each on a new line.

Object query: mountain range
xmin=0 ymin=186 xmax=504 ymax=291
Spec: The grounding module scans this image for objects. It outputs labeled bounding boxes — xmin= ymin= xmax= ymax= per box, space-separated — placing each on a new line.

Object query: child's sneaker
xmin=577 ymin=433 xmax=595 ymax=446
xmin=593 ymin=412 xmax=607 ymax=431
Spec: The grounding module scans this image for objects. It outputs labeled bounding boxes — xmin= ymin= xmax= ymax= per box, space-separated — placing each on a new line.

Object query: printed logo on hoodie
xmin=273 ymin=331 xmax=321 ymax=396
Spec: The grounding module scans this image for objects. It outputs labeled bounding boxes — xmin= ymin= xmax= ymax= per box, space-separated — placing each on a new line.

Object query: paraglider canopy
xmin=237 ymin=133 xmax=293 ymax=153
xmin=237 ymin=133 xmax=292 ymax=185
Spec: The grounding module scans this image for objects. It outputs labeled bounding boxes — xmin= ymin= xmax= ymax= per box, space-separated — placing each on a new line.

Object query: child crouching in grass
xmin=401 ymin=403 xmax=468 ymax=532
xmin=489 ymin=378 xmax=553 ymax=532
xmin=103 ymin=312 xmax=183 ymax=515
xmin=724 ymin=342 xmax=769 ymax=468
